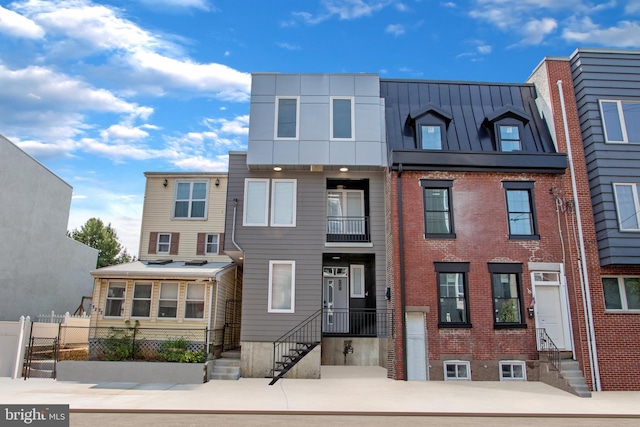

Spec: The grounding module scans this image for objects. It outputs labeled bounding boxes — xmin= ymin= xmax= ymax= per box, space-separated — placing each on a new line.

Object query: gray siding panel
xmin=570 ymin=49 xmax=640 ymax=265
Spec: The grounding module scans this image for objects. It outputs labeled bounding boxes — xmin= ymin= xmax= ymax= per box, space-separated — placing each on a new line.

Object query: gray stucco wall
xmin=0 ymin=135 xmax=97 ymax=320
xmin=570 ymin=49 xmax=640 ymax=265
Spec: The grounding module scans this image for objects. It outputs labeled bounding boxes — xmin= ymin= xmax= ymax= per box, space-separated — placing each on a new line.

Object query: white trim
xmin=172 ymin=179 xmax=209 ymax=220
xmin=612 ymin=183 xmax=640 ymax=231
xmin=243 ymin=178 xmax=269 ymax=226
xmin=205 ymin=234 xmax=220 ymax=254
xmin=157 ymin=233 xmax=171 ymax=254
xmin=598 ymin=99 xmax=640 ymax=144
xmin=499 ymin=360 xmax=526 ymax=381
xmin=130 ymin=281 xmax=152 ymax=318
xmin=443 ymin=360 xmax=470 ymax=381
xmin=602 ymin=276 xmax=640 ymax=312
xmin=531 ymin=268 xmax=573 ymax=352
xmin=104 ymin=281 xmax=126 ymax=318
xmin=330 ymin=96 xmax=355 ymax=141
xmin=184 ymin=282 xmax=206 ymax=320
xmin=350 ymin=264 xmax=365 ymax=298
xmin=158 ymin=282 xmax=179 ymax=319
xmin=274 ymin=96 xmax=299 ymax=140
xmin=268 ymin=260 xmax=295 ymax=313
xmin=270 ymin=179 xmax=297 ymax=227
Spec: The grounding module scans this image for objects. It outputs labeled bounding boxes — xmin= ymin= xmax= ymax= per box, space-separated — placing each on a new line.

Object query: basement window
xmin=499 ymin=360 xmax=526 ymax=381
xmin=443 ymin=360 xmax=470 ymax=381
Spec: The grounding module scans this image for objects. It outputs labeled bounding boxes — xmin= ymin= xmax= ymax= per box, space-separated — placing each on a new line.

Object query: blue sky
xmin=1 ymin=0 xmax=639 ymax=256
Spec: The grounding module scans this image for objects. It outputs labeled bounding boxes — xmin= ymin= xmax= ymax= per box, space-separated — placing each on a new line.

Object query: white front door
xmin=323 ymin=268 xmax=349 ymax=333
xmin=406 ymin=312 xmax=428 ymax=380
xmin=532 ymin=271 xmax=572 ymax=351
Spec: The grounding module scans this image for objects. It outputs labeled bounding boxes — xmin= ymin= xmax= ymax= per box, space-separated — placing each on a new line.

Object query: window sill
xmin=494 ymin=323 xmax=527 ymax=329
xmin=425 ymin=233 xmax=456 ymax=239
xmin=325 ymin=242 xmax=374 ymax=248
xmin=172 ymin=217 xmax=208 ymax=221
xmin=438 ymin=323 xmax=472 ymax=329
xmin=508 ymin=234 xmax=540 ymax=241
xmin=604 ymin=309 xmax=640 ymax=314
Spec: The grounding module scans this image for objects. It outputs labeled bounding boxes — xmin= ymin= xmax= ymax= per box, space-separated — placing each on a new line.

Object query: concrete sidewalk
xmin=1 ymin=367 xmax=639 ymax=416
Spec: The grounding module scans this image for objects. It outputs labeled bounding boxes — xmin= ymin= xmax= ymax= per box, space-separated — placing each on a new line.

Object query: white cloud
xmin=291 ymin=0 xmax=394 ymax=25
xmin=0 ymin=5 xmax=44 ymax=38
xmin=521 ymin=17 xmax=558 ymax=44
xmin=477 ymin=44 xmax=492 ymax=54
xmin=101 ymin=124 xmax=150 ymax=141
xmin=204 ymin=115 xmax=250 ymax=136
xmin=277 ymin=42 xmax=302 ymax=50
xmin=563 ymin=18 xmax=640 ymax=47
xmin=137 ymin=0 xmax=212 ymax=11
xmin=441 ymin=2 xmax=457 ymax=8
xmin=627 ymin=0 xmax=640 ymax=14
xmin=386 ymin=23 xmax=405 ymax=36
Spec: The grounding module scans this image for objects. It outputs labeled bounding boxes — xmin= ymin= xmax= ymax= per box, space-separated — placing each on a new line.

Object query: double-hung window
xmin=420 ymin=124 xmax=443 ymax=150
xmin=244 ymin=178 xmax=297 ymax=227
xmin=206 ymin=234 xmax=219 ymax=254
xmin=489 ymin=263 xmax=525 ymax=328
xmin=268 ymin=260 xmax=295 ymax=313
xmin=174 ymin=181 xmax=208 ymax=219
xmin=185 ymin=283 xmax=205 ymax=319
xmin=158 ymin=282 xmax=178 ymax=318
xmin=105 ymin=282 xmax=126 ymax=317
xmin=435 ymin=262 xmax=470 ymax=327
xmin=131 ymin=282 xmax=152 ymax=317
xmin=275 ymin=97 xmax=299 ymax=139
xmin=444 ymin=360 xmax=471 ymax=381
xmin=157 ymin=233 xmax=171 ymax=253
xmin=331 ymin=97 xmax=354 ymax=140
xmin=271 ymin=179 xmax=297 ymax=226
xmin=612 ymin=183 xmax=640 ymax=231
xmin=421 ymin=180 xmax=455 ymax=238
xmin=602 ymin=277 xmax=640 ymax=311
xmin=600 ymin=100 xmax=640 ymax=143
xmin=498 ymin=125 xmax=522 ymax=152
xmin=503 ymin=181 xmax=539 ymax=240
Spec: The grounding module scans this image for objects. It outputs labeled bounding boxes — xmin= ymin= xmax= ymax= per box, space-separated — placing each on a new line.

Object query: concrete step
xmin=212 ymin=366 xmax=240 ymax=374
xmin=209 ymin=358 xmax=241 ymax=380
xmin=210 ymin=372 xmax=240 ymax=380
xmin=26 ymin=368 xmax=54 ymax=378
xmin=214 ymin=358 xmax=240 ymax=367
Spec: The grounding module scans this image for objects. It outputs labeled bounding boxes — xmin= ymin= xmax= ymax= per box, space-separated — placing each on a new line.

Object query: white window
xmin=206 ymin=234 xmax=219 ymax=254
xmin=600 ymin=100 xmax=640 ymax=143
xmin=157 ymin=233 xmax=171 ymax=253
xmin=268 ymin=261 xmax=295 ymax=313
xmin=499 ymin=360 xmax=526 ymax=381
xmin=105 ymin=282 xmax=126 ymax=317
xmin=602 ymin=277 xmax=640 ymax=311
xmin=613 ymin=183 xmax=640 ymax=231
xmin=275 ymin=96 xmax=299 ymax=139
xmin=174 ymin=181 xmax=208 ymax=219
xmin=185 ymin=283 xmax=205 ymax=319
xmin=244 ymin=179 xmax=269 ymax=226
xmin=443 ymin=360 xmax=471 ymax=381
xmin=158 ymin=282 xmax=178 ymax=318
xmin=331 ymin=97 xmax=354 ymax=140
xmin=131 ymin=282 xmax=152 ymax=317
xmin=350 ymin=264 xmax=365 ymax=298
xmin=271 ymin=179 xmax=297 ymax=226
xmin=327 ymin=188 xmax=365 ymax=235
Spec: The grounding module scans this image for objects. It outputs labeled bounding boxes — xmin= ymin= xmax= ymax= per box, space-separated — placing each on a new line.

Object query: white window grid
xmin=206 ymin=234 xmax=219 ymax=254
xmin=499 ymin=360 xmax=526 ymax=381
xmin=157 ymin=233 xmax=171 ymax=253
xmin=105 ymin=282 xmax=126 ymax=318
xmin=443 ymin=360 xmax=471 ymax=381
xmin=173 ymin=180 xmax=209 ymax=219
xmin=131 ymin=282 xmax=152 ymax=318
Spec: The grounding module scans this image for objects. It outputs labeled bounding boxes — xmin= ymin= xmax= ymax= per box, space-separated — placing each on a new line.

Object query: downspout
xmin=206 ymin=278 xmax=215 ymax=351
xmin=232 ymin=198 xmax=244 ymax=254
xmin=13 ymin=316 xmax=28 ymax=379
xmin=396 ymin=164 xmax=408 ymax=381
xmin=557 ymin=80 xmax=601 ymax=391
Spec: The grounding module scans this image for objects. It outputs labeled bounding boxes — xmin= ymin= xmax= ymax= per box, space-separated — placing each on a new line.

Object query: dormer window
xmin=407 ymin=103 xmax=452 ymax=150
xmin=498 ymin=125 xmax=522 ymax=152
xmin=484 ymin=105 xmax=531 ymax=153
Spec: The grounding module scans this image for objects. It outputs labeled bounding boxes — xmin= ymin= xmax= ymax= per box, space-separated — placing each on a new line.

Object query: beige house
xmin=90 ymin=172 xmax=241 ymax=355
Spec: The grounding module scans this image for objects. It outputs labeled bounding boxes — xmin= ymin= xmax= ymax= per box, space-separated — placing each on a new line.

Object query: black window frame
xmin=418 ymin=123 xmax=445 ymax=150
xmin=489 ymin=263 xmax=526 ymax=329
xmin=503 ymin=181 xmax=539 ymax=240
xmin=435 ymin=262 xmax=471 ymax=328
xmin=421 ymin=179 xmax=455 ymax=239
xmin=495 ymin=121 xmax=524 ymax=152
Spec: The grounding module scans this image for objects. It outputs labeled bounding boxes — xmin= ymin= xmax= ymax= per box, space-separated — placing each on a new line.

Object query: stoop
xmin=209 ymin=357 xmax=241 ymax=380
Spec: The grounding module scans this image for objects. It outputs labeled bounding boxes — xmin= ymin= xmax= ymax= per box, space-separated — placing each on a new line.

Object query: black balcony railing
xmin=322 ymin=308 xmax=393 ymax=337
xmin=326 ymin=216 xmax=370 ymax=242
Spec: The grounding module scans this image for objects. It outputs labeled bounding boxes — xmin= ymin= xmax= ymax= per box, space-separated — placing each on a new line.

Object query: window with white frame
xmin=271 ymin=179 xmax=297 ymax=226
xmin=206 ymin=234 xmax=219 ymax=254
xmin=602 ymin=277 xmax=640 ymax=311
xmin=600 ymin=100 xmax=640 ymax=143
xmin=331 ymin=97 xmax=354 ymax=140
xmin=613 ymin=183 xmax=640 ymax=231
xmin=131 ymin=282 xmax=152 ymax=317
xmin=499 ymin=360 xmax=526 ymax=381
xmin=350 ymin=264 xmax=365 ymax=298
xmin=268 ymin=260 xmax=295 ymax=313
xmin=105 ymin=282 xmax=126 ymax=317
xmin=244 ymin=179 xmax=269 ymax=226
xmin=185 ymin=283 xmax=205 ymax=319
xmin=444 ymin=360 xmax=470 ymax=381
xmin=157 ymin=233 xmax=171 ymax=253
xmin=174 ymin=181 xmax=208 ymax=219
xmin=158 ymin=282 xmax=178 ymax=318
xmin=275 ymin=97 xmax=299 ymax=139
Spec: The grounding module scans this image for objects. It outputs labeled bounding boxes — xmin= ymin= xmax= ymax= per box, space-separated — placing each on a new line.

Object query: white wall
xmin=0 ymin=135 xmax=98 ymax=321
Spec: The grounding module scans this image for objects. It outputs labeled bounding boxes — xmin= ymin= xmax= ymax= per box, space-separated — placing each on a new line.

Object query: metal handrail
xmin=326 ymin=216 xmax=370 ymax=242
xmin=536 ymin=328 xmax=561 ymax=371
xmin=272 ymin=309 xmax=322 ymax=381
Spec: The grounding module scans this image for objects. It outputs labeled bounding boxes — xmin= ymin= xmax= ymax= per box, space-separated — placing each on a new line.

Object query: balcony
xmin=326 ymin=216 xmax=370 ymax=242
xmin=322 ymin=308 xmax=392 ymax=337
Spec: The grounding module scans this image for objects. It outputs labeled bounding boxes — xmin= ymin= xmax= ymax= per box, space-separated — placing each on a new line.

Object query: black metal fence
xmin=536 ymin=328 xmax=561 ymax=371
xmin=326 ymin=216 xmax=370 ymax=242
xmin=323 ymin=308 xmax=393 ymax=337
xmin=24 ymin=337 xmax=58 ymax=379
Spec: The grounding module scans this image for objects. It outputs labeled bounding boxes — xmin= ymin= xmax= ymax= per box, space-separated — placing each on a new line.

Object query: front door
xmin=532 ymin=271 xmax=572 ymax=351
xmin=406 ymin=312 xmax=428 ymax=380
xmin=323 ymin=268 xmax=349 ymax=333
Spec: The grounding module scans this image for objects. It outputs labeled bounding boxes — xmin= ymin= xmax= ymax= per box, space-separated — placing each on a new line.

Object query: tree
xmin=69 ymin=218 xmax=133 ymax=268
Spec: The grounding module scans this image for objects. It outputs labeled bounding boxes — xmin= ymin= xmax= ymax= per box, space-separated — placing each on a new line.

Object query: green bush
xmin=104 ymin=320 xmax=140 ymax=361
xmin=159 ymin=337 xmax=205 ymax=363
